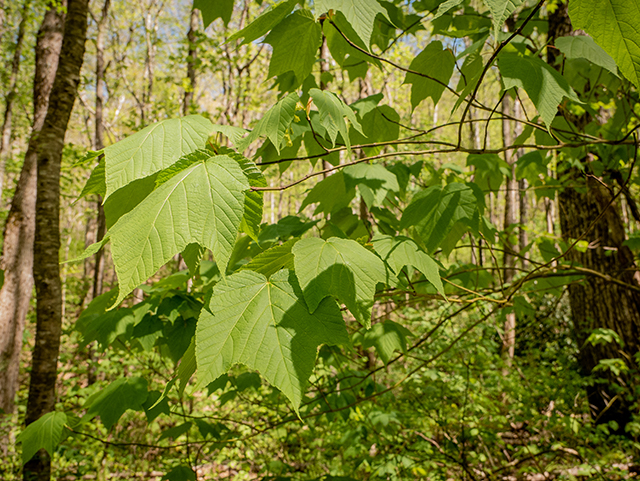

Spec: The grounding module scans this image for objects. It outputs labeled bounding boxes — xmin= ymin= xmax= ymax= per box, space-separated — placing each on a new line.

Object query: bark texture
xmin=183 ymin=8 xmax=199 ymax=116
xmin=0 ymin=4 xmax=65 ymax=415
xmin=549 ymin=3 xmax=640 ymax=428
xmin=0 ymin=0 xmax=29 ymax=197
xmin=23 ymin=0 xmax=88 ymax=479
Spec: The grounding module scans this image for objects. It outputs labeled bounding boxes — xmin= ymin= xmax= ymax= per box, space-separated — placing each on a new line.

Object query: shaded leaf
xmin=84 ymin=377 xmax=149 ymax=430
xmin=555 ymin=35 xmax=619 ymax=77
xmin=292 ymin=237 xmax=387 ymax=326
xmin=196 ymin=269 xmax=349 ymax=409
xmin=194 ymin=0 xmax=234 ymax=27
xmin=17 ymin=412 xmax=67 ymax=464
xmin=404 ymin=41 xmax=455 ymax=111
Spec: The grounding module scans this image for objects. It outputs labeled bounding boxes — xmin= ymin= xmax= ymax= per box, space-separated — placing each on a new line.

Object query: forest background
xmin=0 ymin=0 xmax=640 ymax=479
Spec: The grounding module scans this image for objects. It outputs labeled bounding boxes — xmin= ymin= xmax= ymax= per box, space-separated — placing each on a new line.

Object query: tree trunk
xmin=0 ymin=0 xmax=29 ymax=199
xmin=183 ymin=8 xmax=199 ymax=116
xmin=502 ymin=94 xmax=518 ymax=360
xmin=0 ymin=3 xmax=65 ymax=416
xmin=549 ymin=3 xmax=640 ymax=429
xmin=23 ymin=1 xmax=88 ymax=479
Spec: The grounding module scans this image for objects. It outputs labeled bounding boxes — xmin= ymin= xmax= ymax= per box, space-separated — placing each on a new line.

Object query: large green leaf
xmin=315 ymin=0 xmax=388 ymax=48
xmin=403 ymin=41 xmax=455 ymax=111
xmin=17 ymin=412 xmax=68 ymax=464
xmin=568 ymin=0 xmax=640 ymax=87
xmin=196 ymin=269 xmax=348 ymax=409
xmin=300 ymin=172 xmax=356 ymax=215
xmin=237 ymin=93 xmax=299 ymax=153
xmin=265 ymin=10 xmax=322 ymax=86
xmin=400 ymin=183 xmax=483 ymax=254
xmin=309 ymin=88 xmax=364 ymax=155
xmin=104 ymin=115 xmax=214 ymax=198
xmin=194 ymin=0 xmax=234 ymax=27
xmin=108 ymin=151 xmax=249 ymax=306
xmin=292 ymin=237 xmax=387 ymax=326
xmin=360 ymin=320 xmax=412 ymax=364
xmin=498 ymin=52 xmax=581 ymax=128
xmin=228 ymin=0 xmax=299 ymax=45
xmin=482 ymin=0 xmax=524 ymax=40
xmin=84 ymin=377 xmax=149 ymax=430
xmin=555 ymin=35 xmax=619 ymax=77
xmin=79 ymin=159 xmax=106 ymax=199
xmin=371 ymin=234 xmax=445 ymax=297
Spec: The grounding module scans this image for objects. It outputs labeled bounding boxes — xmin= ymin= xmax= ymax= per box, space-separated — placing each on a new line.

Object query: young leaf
xmin=482 ymin=0 xmax=524 ymax=41
xmin=568 ymin=0 xmax=640 ymax=87
xmin=195 ymin=269 xmax=349 ymax=410
xmin=498 ymin=52 xmax=581 ymax=128
xmin=371 ymin=235 xmax=445 ymax=297
xmin=292 ymin=237 xmax=387 ymax=327
xmin=17 ymin=412 xmax=67 ymax=464
xmin=227 ymin=0 xmax=299 ymax=45
xmin=239 ymin=238 xmax=297 ymax=278
xmin=104 ymin=115 xmax=214 ymax=198
xmin=315 ymin=0 xmax=389 ymax=48
xmin=194 ymin=0 xmax=234 ymax=28
xmin=108 ymin=151 xmax=249 ymax=306
xmin=237 ymin=92 xmax=299 ymax=153
xmin=403 ymin=41 xmax=455 ymax=111
xmin=84 ymin=377 xmax=149 ymax=430
xmin=555 ymin=35 xmax=619 ymax=77
xmin=265 ymin=10 xmax=322 ymax=86
xmin=309 ymin=88 xmax=364 ymax=155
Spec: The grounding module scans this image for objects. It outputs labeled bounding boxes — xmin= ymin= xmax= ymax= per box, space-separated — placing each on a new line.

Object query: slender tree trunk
xmin=0 ymin=0 xmax=29 ymax=199
xmin=183 ymin=8 xmax=198 ymax=116
xmin=502 ymin=95 xmax=518 ymax=360
xmin=92 ymin=0 xmax=109 ymax=299
xmin=0 ymin=4 xmax=65 ymax=415
xmin=23 ymin=1 xmax=88 ymax=479
xmin=549 ymin=4 xmax=640 ymax=429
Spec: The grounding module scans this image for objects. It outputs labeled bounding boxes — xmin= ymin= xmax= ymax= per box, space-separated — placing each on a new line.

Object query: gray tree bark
xmin=23 ymin=0 xmax=88 ymax=479
xmin=0 ymin=3 xmax=64 ymax=415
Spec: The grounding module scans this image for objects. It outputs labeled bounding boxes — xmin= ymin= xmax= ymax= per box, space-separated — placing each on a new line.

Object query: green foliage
xmin=292 ymin=237 xmax=386 ymax=327
xmin=84 ymin=378 xmax=149 ymax=430
xmin=404 ymin=41 xmax=455 ymax=111
xmin=315 ymin=0 xmax=388 ymax=47
xmin=568 ymin=0 xmax=640 ymax=86
xmin=16 ymin=412 xmax=68 ymax=464
xmin=195 ymin=269 xmax=349 ymax=409
xmin=194 ymin=0 xmax=234 ymax=27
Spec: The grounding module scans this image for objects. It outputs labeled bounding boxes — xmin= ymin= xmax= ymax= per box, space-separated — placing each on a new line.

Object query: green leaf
xmin=219 ymin=147 xmax=266 ymax=242
xmin=194 ymin=0 xmax=234 ymax=27
xmin=498 ymin=52 xmax=581 ymax=128
xmin=239 ymin=238 xmax=297 ymax=278
xmin=404 ymin=41 xmax=455 ymax=111
xmin=400 ymin=183 xmax=483 ymax=254
xmin=163 ymin=465 xmax=197 ymax=481
xmin=316 ymin=0 xmax=388 ymax=48
xmin=104 ymin=115 xmax=214 ymax=198
xmin=568 ymin=0 xmax=640 ymax=87
xmin=84 ymin=377 xmax=149 ymax=430
xmin=228 ymin=0 xmax=299 ymax=45
xmin=211 ymin=124 xmax=248 ymax=148
xmin=237 ymin=93 xmax=299 ymax=153
xmin=309 ymin=88 xmax=363 ymax=155
xmin=466 ymin=153 xmax=510 ymax=193
xmin=343 ymin=163 xmax=399 ymax=207
xmin=17 ymin=412 xmax=67 ymax=464
xmin=555 ymin=35 xmax=619 ymax=77
xmin=159 ymin=422 xmax=192 ymax=441
xmin=265 ymin=10 xmax=322 ymax=86
xmin=433 ymin=0 xmax=463 ymax=20
xmin=482 ymin=0 xmax=524 ymax=41
xmin=79 ymin=159 xmax=106 ymax=199
xmin=182 ymin=243 xmax=205 ymax=277
xmin=104 ymin=173 xmax=158 ymax=229
xmin=371 ymin=235 xmax=445 ymax=297
xmin=292 ymin=237 xmax=387 ymax=326
xmin=196 ymin=269 xmax=348 ymax=409
xmin=178 ymin=338 xmax=197 ymax=394
xmin=360 ymin=320 xmax=412 ymax=364
xmin=108 ymin=151 xmax=249 ymax=306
